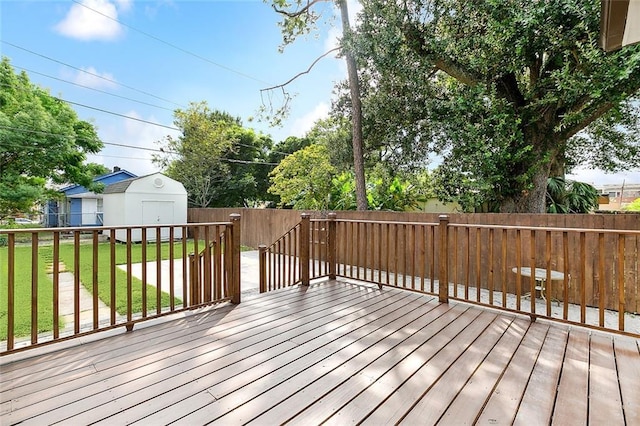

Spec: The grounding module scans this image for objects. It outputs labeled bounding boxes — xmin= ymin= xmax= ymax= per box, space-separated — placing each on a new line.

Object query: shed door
xmin=142 ymin=201 xmax=174 ymax=241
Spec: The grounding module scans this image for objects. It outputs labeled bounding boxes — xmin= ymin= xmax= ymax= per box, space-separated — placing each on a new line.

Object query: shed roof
xmin=103 ymin=173 xmax=182 ymax=194
xmin=103 ymin=178 xmax=135 ymax=194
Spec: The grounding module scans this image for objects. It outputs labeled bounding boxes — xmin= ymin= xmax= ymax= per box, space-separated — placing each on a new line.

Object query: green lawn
xmin=0 ymin=246 xmax=58 ymax=340
xmin=1 ymin=237 xmax=249 ymax=341
xmin=43 ymin=241 xmax=188 ymax=316
xmin=1 ymin=240 xmax=192 ymax=340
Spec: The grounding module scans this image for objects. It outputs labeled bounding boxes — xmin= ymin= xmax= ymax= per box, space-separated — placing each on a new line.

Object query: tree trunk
xmin=499 ymin=161 xmax=550 ymax=213
xmin=339 ymin=0 xmax=367 ymax=211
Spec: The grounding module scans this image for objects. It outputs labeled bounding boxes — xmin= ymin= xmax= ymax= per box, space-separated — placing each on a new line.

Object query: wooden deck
xmin=1 ymin=279 xmax=639 ymax=425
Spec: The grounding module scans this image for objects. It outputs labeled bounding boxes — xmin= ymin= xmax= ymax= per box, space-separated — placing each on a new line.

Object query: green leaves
xmin=0 ymin=57 xmax=103 ymax=218
xmin=347 ymin=0 xmax=640 ymax=212
xmin=154 ymin=102 xmax=273 ymax=208
xmin=546 ymin=176 xmax=598 ymax=213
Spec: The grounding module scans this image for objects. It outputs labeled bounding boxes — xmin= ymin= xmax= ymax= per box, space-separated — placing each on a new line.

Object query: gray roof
xmin=103 ymin=176 xmax=139 ymax=194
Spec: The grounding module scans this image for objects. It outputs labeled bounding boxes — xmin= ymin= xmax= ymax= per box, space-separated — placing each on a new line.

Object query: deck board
xmin=1 ymin=279 xmax=639 ymax=425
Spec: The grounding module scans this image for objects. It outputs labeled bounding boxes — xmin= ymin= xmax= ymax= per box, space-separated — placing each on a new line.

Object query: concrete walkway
xmin=53 ymin=251 xmax=262 ymax=333
xmin=117 ymin=250 xmax=261 ymax=299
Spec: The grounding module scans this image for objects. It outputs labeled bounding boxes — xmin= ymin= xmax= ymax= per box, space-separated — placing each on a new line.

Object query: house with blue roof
xmin=44 ymin=167 xmax=137 ymax=227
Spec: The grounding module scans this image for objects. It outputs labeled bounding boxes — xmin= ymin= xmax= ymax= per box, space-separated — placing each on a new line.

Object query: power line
xmin=1 ymin=80 xmax=293 ymax=156
xmin=1 ymin=40 xmax=185 ymax=108
xmin=1 ymin=125 xmax=280 ymax=166
xmin=71 ymin=0 xmax=272 ymax=86
xmin=64 ymin=98 xmax=180 ymax=130
xmin=13 ymin=65 xmax=174 ymax=112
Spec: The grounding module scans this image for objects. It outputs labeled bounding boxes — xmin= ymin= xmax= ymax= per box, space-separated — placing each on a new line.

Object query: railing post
xmin=327 ymin=213 xmax=337 ymax=280
xmin=259 ymin=244 xmax=268 ymax=293
xmin=230 ymin=214 xmax=242 ymax=304
xmin=438 ymin=215 xmax=450 ymax=303
xmin=300 ymin=213 xmax=311 ymax=286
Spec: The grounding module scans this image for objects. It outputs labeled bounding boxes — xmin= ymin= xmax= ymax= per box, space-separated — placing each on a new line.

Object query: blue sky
xmin=1 ymin=0 xmax=352 ymax=176
xmin=1 ymin=0 xmax=638 ymax=186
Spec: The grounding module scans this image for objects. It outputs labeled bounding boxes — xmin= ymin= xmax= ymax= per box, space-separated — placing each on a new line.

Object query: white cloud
xmin=54 ymin=0 xmax=124 ymax=41
xmin=114 ymin=0 xmax=132 ymax=12
xmin=74 ymin=66 xmax=117 ymax=89
xmin=567 ymin=168 xmax=640 ymax=187
xmin=289 ymin=102 xmax=330 ymax=137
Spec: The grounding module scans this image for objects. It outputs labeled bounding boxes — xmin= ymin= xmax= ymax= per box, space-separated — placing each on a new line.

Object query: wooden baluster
xmin=169 ymin=227 xmax=175 ymax=310
xmin=617 ymin=234 xmax=625 ymax=331
xmin=516 ymin=229 xmax=521 ymax=310
xmin=53 ymin=232 xmax=60 ymax=339
xmin=501 ymin=228 xmax=507 ymax=307
xmin=488 ymin=228 xmax=494 ymax=306
xmin=92 ymin=230 xmax=99 ymax=329
xmin=7 ymin=233 xmax=15 ymax=351
xmin=110 ymin=229 xmax=116 ymax=325
xmin=259 ymin=245 xmax=267 ymax=293
xmin=74 ymin=230 xmax=80 ymax=334
xmin=438 ymin=215 xmax=449 ymax=303
xmin=142 ymin=226 xmax=147 ymax=317
xmin=229 ymin=213 xmax=241 ymax=304
xmin=300 ymin=213 xmax=310 ymax=286
xmin=563 ymin=231 xmax=569 ymax=320
xmin=580 ymin=232 xmax=586 ymax=324
xmin=599 ymin=232 xmax=605 ymax=327
xmin=31 ymin=232 xmax=38 ymax=344
xmin=126 ymin=228 xmax=133 ymax=328
xmin=546 ymin=230 xmax=552 ymax=317
xmin=328 ymin=213 xmax=337 ymax=280
xmin=476 ymin=227 xmax=481 ymax=302
xmin=156 ymin=227 xmax=162 ymax=314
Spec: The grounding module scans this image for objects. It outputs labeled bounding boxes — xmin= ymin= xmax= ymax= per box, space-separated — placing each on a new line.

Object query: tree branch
xmin=261 ymin=47 xmax=340 ymax=92
xmin=272 ymin=0 xmax=324 ymax=18
xmin=403 ymin=23 xmax=483 ymax=86
xmin=562 ymin=101 xmax=615 ymax=140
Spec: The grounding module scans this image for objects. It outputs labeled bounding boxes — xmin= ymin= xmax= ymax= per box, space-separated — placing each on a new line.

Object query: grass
xmin=1 ymin=237 xmax=252 ymax=341
xmin=0 ymin=246 xmax=58 ymax=340
xmin=41 ymin=240 xmax=189 ymax=317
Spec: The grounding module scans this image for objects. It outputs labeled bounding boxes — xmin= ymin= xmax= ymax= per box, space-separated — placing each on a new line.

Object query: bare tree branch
xmin=261 ymin=48 xmax=340 ymax=92
xmin=272 ymin=0 xmax=324 ymax=18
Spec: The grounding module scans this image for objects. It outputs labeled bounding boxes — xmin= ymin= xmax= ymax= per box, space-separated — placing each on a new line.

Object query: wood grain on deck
xmin=1 ymin=280 xmax=638 ymax=425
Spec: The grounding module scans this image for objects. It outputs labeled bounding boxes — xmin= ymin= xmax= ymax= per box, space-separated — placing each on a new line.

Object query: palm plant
xmin=546 ymin=177 xmax=599 ymax=214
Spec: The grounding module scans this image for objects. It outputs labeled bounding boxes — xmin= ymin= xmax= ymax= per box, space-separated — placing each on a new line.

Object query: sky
xmin=1 ymin=0 xmax=638 ymax=187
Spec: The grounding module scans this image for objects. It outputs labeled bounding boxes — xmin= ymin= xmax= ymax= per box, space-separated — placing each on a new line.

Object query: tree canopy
xmin=153 ymin=102 xmax=273 ymax=208
xmin=346 ymin=0 xmax=640 ymax=213
xmin=0 ymin=57 xmax=103 ymax=218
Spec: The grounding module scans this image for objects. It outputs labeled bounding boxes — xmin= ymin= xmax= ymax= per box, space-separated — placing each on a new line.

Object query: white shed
xmin=103 ymin=173 xmax=187 ymax=242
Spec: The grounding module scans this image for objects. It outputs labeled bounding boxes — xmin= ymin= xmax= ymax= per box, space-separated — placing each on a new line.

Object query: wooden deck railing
xmin=262 ymin=213 xmax=639 ymax=336
xmin=0 ymin=214 xmax=241 ymax=355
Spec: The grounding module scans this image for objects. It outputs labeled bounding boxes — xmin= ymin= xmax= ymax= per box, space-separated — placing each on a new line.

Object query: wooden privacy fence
xmin=259 ymin=213 xmax=640 ymax=336
xmin=0 ymin=216 xmax=241 ymax=355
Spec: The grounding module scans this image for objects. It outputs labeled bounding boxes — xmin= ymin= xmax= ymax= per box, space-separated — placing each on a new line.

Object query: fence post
xmin=300 ymin=213 xmax=311 ymax=286
xmin=259 ymin=244 xmax=268 ymax=293
xmin=230 ymin=214 xmax=242 ymax=304
xmin=327 ymin=213 xmax=337 ymax=280
xmin=438 ymin=215 xmax=450 ymax=303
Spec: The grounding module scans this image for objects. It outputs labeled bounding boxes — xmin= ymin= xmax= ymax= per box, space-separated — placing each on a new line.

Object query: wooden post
xmin=300 ymin=213 xmax=311 ymax=286
xmin=438 ymin=215 xmax=450 ymax=303
xmin=327 ymin=213 xmax=337 ymax=280
xmin=259 ymin=244 xmax=268 ymax=293
xmin=230 ymin=214 xmax=241 ymax=304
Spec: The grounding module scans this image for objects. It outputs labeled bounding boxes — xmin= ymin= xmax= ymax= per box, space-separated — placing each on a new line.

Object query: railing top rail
xmin=447 ymin=223 xmax=640 ymax=235
xmin=0 ymin=222 xmax=233 ymax=234
xmin=332 ymin=218 xmax=440 ymax=227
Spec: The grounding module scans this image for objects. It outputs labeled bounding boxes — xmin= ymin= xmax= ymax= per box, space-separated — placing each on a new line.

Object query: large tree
xmin=0 ymin=57 xmax=103 ymax=219
xmin=154 ymin=102 xmax=273 ymax=207
xmin=349 ymin=0 xmax=640 ymax=212
xmin=267 ymin=0 xmax=368 ymax=210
